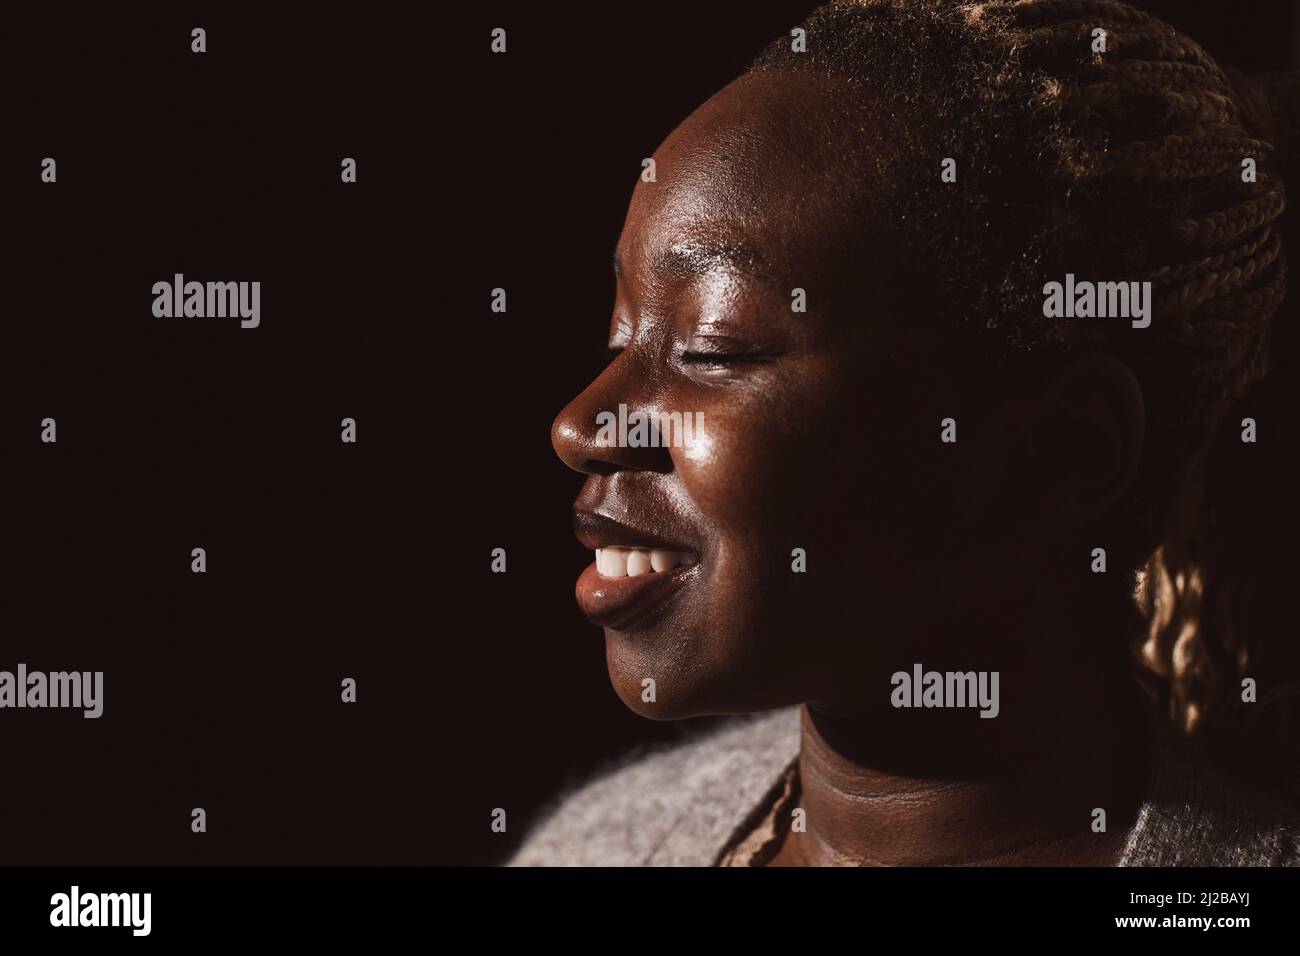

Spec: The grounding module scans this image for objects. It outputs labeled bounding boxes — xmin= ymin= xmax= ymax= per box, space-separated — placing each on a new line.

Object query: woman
xmin=512 ymin=0 xmax=1300 ymax=866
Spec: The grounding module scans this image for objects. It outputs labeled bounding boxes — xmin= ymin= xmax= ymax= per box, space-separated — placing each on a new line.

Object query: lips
xmin=573 ymin=511 xmax=695 ymax=554
xmin=573 ymin=511 xmax=699 ymax=628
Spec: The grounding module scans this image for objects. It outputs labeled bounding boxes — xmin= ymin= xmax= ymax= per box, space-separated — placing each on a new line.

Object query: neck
xmin=790 ymin=651 xmax=1150 ymax=866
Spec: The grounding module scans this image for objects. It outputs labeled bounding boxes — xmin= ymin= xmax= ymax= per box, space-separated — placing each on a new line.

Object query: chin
xmin=604 ymin=632 xmax=702 ymax=720
xmin=604 ymin=628 xmax=803 ymax=720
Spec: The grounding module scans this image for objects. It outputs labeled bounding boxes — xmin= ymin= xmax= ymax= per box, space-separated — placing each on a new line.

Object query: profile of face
xmin=552 ymin=71 xmax=1141 ymax=723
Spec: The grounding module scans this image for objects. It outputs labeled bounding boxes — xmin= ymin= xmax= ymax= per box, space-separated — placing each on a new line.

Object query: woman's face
xmin=552 ymin=71 xmax=1022 ymax=720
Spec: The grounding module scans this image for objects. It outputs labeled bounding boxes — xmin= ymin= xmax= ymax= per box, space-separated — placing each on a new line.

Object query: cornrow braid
xmin=750 ymin=0 xmax=1300 ymax=780
xmin=1133 ymin=228 xmax=1277 ymax=289
xmin=1172 ymin=191 xmax=1286 ymax=250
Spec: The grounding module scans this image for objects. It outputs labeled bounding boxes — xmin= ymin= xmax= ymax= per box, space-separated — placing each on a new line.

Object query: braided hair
xmin=750 ymin=0 xmax=1300 ymax=783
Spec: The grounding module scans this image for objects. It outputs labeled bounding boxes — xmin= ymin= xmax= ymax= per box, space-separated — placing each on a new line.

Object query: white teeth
xmin=595 ymin=547 xmax=692 ymax=578
xmin=626 ymin=550 xmax=651 ymax=577
xmin=650 ymin=549 xmax=680 ymax=572
xmin=603 ymin=549 xmax=628 ymax=577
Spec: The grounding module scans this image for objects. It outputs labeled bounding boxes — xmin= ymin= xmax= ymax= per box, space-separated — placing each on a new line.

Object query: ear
xmin=1010 ymin=353 xmax=1145 ymax=536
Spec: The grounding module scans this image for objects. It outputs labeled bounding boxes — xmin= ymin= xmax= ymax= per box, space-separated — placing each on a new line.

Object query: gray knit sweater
xmin=508 ymin=704 xmax=1300 ymax=866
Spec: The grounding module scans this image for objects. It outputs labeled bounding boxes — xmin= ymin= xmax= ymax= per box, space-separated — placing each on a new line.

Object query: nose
xmin=551 ymin=354 xmax=674 ymax=476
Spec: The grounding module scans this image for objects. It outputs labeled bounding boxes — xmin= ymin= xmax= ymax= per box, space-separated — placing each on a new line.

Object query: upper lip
xmin=573 ymin=510 xmax=695 ymax=553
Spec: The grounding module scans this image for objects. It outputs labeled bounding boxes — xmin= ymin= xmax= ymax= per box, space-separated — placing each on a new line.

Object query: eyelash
xmin=679 ymin=350 xmax=754 ymax=365
xmin=604 ymin=346 xmax=771 ymax=366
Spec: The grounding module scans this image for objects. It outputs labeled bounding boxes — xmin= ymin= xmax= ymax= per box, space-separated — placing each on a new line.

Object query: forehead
xmin=619 ymin=71 xmax=899 ymax=285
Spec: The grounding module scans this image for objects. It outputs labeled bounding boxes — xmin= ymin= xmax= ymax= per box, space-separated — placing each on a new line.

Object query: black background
xmin=3 ymin=2 xmax=1295 ymax=866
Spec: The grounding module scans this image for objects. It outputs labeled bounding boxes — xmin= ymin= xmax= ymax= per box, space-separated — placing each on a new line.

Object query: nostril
xmin=552 ymin=390 xmax=678 ymax=476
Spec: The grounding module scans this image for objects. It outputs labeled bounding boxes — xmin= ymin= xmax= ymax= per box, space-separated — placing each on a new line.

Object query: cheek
xmin=666 ymin=367 xmax=878 ymax=650
xmin=668 ymin=362 xmax=953 ymax=612
xmin=669 ymin=373 xmax=850 ymax=535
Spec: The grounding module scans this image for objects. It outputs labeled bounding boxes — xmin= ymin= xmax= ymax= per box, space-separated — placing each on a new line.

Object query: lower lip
xmin=574 ymin=559 xmax=697 ymax=629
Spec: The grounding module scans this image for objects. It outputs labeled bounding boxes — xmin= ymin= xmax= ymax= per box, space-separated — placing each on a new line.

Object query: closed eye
xmin=679 ymin=350 xmax=771 ymax=365
xmin=679 ymin=336 xmax=776 ymax=365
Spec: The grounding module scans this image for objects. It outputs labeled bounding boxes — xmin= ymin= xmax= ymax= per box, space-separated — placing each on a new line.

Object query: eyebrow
xmin=612 ymin=239 xmax=781 ymax=290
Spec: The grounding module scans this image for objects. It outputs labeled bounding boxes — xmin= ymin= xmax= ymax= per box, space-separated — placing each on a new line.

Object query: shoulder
xmin=507 ymin=706 xmax=801 ymax=867
xmin=1122 ymin=709 xmax=1300 ymax=867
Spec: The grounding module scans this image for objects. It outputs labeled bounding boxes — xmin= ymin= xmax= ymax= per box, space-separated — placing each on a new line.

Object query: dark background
xmin=2 ymin=2 xmax=1295 ymax=866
